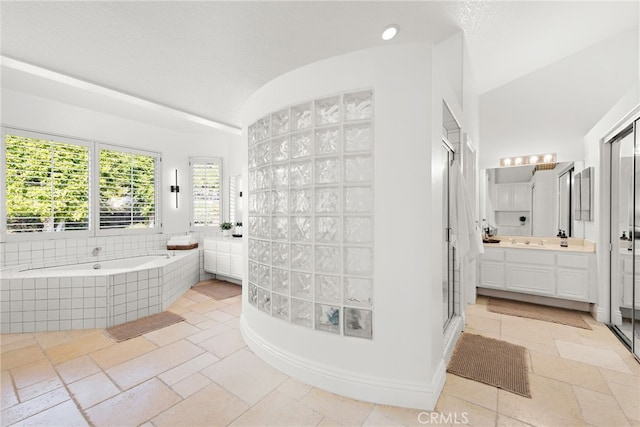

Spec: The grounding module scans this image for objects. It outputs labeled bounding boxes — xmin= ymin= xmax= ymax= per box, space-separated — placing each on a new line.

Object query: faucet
xmin=92 ymin=247 xmax=102 ymax=256
xmin=524 ymin=240 xmax=530 ymax=245
xmin=538 ymin=239 xmax=544 ymax=246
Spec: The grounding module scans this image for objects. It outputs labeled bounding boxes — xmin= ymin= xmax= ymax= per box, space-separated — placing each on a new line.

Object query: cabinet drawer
xmin=557 ymin=254 xmax=589 ymax=269
xmin=216 ymin=242 xmax=231 ymax=253
xmin=506 ymin=250 xmax=555 ymax=266
xmin=481 ymin=249 xmax=505 ymax=262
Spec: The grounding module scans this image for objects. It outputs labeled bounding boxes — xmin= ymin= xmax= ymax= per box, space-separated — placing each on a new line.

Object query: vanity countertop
xmin=483 ymin=237 xmax=595 ymax=253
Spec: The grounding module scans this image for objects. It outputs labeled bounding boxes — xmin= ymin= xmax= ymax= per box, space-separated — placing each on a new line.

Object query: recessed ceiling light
xmin=382 ymin=25 xmax=399 ymax=41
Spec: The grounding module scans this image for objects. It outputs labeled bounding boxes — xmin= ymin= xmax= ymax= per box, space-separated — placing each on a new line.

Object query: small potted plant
xmin=220 ymin=222 xmax=233 ymax=237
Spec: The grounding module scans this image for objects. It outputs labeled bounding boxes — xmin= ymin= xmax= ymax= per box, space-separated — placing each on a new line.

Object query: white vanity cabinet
xmin=478 ymin=248 xmax=506 ymax=289
xmin=204 ymin=238 xmax=243 ymax=281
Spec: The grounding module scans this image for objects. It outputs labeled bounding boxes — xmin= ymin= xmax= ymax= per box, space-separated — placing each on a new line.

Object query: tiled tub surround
xmin=247 ymin=90 xmax=375 ymax=339
xmin=0 ymin=250 xmax=200 ymax=334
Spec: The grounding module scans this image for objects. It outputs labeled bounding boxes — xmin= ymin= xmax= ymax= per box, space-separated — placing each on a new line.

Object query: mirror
xmin=481 ymin=161 xmax=580 ymax=237
xmin=227 ymin=175 xmax=243 ymax=226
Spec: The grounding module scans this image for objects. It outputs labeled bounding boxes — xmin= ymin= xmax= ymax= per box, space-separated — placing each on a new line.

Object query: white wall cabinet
xmin=495 ymin=183 xmax=530 ymax=211
xmin=204 ymin=238 xmax=243 ymax=281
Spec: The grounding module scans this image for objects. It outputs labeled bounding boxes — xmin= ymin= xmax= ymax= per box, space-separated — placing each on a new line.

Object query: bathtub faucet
xmin=92 ymin=247 xmax=102 ymax=256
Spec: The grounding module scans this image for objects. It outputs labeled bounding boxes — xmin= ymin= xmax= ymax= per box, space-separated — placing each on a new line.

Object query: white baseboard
xmin=240 ymin=316 xmax=446 ymax=411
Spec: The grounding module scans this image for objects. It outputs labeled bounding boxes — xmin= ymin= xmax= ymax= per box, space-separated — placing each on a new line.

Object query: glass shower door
xmin=442 ymin=143 xmax=455 ymax=328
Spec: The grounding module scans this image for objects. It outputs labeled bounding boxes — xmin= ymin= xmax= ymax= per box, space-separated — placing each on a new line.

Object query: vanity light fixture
xmin=500 ymin=153 xmax=557 ymax=168
xmin=170 ymin=169 xmax=180 ymax=208
xmin=382 ymin=25 xmax=399 ymax=41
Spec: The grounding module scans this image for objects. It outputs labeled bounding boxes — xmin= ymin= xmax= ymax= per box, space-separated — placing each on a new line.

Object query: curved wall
xmin=241 ymin=42 xmax=445 ymax=410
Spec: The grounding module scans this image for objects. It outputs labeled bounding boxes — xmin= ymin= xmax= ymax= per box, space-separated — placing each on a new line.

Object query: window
xmin=4 ymin=131 xmax=90 ymax=234
xmin=99 ymin=146 xmax=159 ymax=231
xmin=191 ymin=157 xmax=222 ymax=228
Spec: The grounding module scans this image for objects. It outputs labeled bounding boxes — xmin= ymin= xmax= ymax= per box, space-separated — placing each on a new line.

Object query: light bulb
xmin=382 ymin=25 xmax=399 ymax=41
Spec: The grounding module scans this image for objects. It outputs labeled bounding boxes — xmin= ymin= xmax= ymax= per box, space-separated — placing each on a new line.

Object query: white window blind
xmin=99 ymin=147 xmax=159 ymax=230
xmin=4 ymin=133 xmax=90 ymax=233
xmin=191 ymin=157 xmax=222 ymax=228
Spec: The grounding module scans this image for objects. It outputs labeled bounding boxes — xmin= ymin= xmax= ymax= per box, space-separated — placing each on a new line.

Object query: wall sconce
xmin=499 ymin=153 xmax=556 ymax=168
xmin=170 ymin=169 xmax=179 ymax=208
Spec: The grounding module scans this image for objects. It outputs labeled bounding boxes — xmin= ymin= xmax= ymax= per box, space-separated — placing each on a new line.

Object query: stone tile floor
xmin=1 ymin=288 xmax=638 ymax=426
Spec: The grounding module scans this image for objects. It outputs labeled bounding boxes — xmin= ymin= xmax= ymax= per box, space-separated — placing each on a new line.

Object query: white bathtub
xmin=31 ymin=255 xmax=169 ymax=274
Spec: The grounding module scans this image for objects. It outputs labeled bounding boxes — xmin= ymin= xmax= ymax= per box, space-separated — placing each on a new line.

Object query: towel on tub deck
xmin=167 ymin=234 xmax=197 ymax=246
xmin=450 ymin=160 xmax=484 ymax=262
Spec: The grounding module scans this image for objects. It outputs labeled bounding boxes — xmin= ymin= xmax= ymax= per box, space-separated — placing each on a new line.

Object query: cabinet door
xmin=506 ymin=264 xmax=555 ymax=295
xmin=204 ymin=250 xmax=217 ymax=273
xmin=480 ymin=262 xmax=505 ymax=289
xmin=216 ymin=253 xmax=231 ymax=276
xmin=230 ymin=254 xmax=243 ymax=280
xmin=557 ymin=268 xmax=590 ymax=301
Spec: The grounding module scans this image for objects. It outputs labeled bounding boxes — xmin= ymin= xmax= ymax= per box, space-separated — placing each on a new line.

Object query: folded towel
xmin=167 ymin=235 xmax=196 ymax=246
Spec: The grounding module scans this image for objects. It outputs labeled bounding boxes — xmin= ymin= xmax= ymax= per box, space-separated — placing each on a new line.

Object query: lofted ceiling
xmin=1 ymin=1 xmax=638 ymax=133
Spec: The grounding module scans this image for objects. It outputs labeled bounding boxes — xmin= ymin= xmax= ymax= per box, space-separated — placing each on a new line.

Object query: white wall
xmin=1 ymin=88 xmax=241 ymax=234
xmin=241 ymin=42 xmax=446 ymax=410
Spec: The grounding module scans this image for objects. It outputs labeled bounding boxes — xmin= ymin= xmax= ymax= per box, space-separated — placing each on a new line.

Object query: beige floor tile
xmin=0 ymin=337 xmax=38 ymax=354
xmin=1 ymin=370 xmax=18 ymax=409
xmin=301 ymin=388 xmax=374 ymax=426
xmin=547 ymin=323 xmax=587 ymax=343
xmin=599 ymin=366 xmax=640 ymax=389
xmin=143 ymin=321 xmax=201 ymax=347
xmin=10 ymin=358 xmax=57 ymax=390
xmin=498 ymin=374 xmax=584 ymax=426
xmin=1 ymin=345 xmax=45 ymax=371
xmin=436 ymin=392 xmax=495 ymax=426
xmin=45 ymin=333 xmax=113 ymax=365
xmin=205 ymin=309 xmax=236 ymax=323
xmin=500 ymin=335 xmax=559 ymax=357
xmin=463 ymin=327 xmax=501 ymax=341
xmin=17 ymin=376 xmax=64 ymax=402
xmin=198 ymin=328 xmax=246 ymax=358
xmin=0 ymin=333 xmax=35 ymax=347
xmin=496 ymin=414 xmax=533 ymax=426
xmin=573 ymin=385 xmax=631 ymax=426
xmin=171 ymin=372 xmax=211 ymax=399
xmin=225 ymin=317 xmax=241 ymax=329
xmin=68 ymin=372 xmax=120 ymax=409
xmin=316 ymin=416 xmax=348 ymax=426
xmin=181 ymin=310 xmax=210 ymax=325
xmin=501 ymin=318 xmax=556 ymax=347
xmin=184 ymin=290 xmax=213 ymax=302
xmin=189 ymin=299 xmax=229 ymax=314
xmin=86 ymin=378 xmax=180 ymax=426
xmin=152 ymin=383 xmax=249 ymax=427
xmin=0 ymin=386 xmax=70 ymax=426
xmin=34 ymin=331 xmax=75 ymax=349
xmin=88 ymin=335 xmax=157 ymax=370
xmin=362 ymin=408 xmax=403 ymax=426
xmin=465 ymin=314 xmax=501 ymax=335
xmin=55 ymin=355 xmax=101 ymax=384
xmin=555 ymin=340 xmax=633 ymax=374
xmin=529 ymin=351 xmax=611 ymax=394
xmin=166 ymin=304 xmax=189 ymax=315
xmin=441 ymin=373 xmax=498 ymax=411
xmin=194 ymin=318 xmax=224 ymax=330
xmin=186 ymin=322 xmax=231 ymax=344
xmin=465 ymin=304 xmax=503 ymax=321
xmin=201 ymin=348 xmax=288 ymax=405
xmin=277 ymin=378 xmax=313 ymax=400
xmin=608 ymin=381 xmax=640 ymax=422
xmin=371 ymin=404 xmax=430 ymax=426
xmin=66 ymin=329 xmax=102 ymax=339
xmin=219 ymin=302 xmax=242 ymax=317
xmin=106 ymin=339 xmax=204 ymax=390
xmin=230 ymin=390 xmax=324 ymax=426
xmin=158 ymin=352 xmax=219 ymax=385
xmin=13 ymin=399 xmax=88 ymax=426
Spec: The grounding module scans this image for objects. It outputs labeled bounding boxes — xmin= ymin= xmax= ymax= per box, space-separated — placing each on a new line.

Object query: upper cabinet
xmin=494 ymin=183 xmax=530 ymax=211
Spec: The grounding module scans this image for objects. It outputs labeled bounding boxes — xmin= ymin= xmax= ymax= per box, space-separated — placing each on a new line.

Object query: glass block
xmin=272 ymin=108 xmax=290 ymax=135
xmin=257 ymin=288 xmax=271 ymax=314
xmin=291 ymin=102 xmax=312 ymax=130
xmin=256 ymin=166 xmax=270 ymax=190
xmin=248 ymin=123 xmax=257 ymax=147
xmin=290 ymin=216 xmax=312 ymax=242
xmin=271 ymin=242 xmax=289 ymax=268
xmin=248 ymin=170 xmax=257 ymax=191
xmin=251 ymin=216 xmax=270 ymax=239
xmin=315 ymin=275 xmax=341 ymax=304
xmin=272 ymin=293 xmax=289 ymax=321
xmin=256 ymin=141 xmax=271 ymax=166
xmin=315 ymin=157 xmax=341 ymax=185
xmin=290 ymin=189 xmax=311 ymax=213
xmin=248 ymin=146 xmax=257 ymax=170
xmin=315 ymin=245 xmax=340 ymax=274
xmin=290 ymin=160 xmax=312 ymax=187
xmin=272 ymin=267 xmax=289 ymax=294
xmin=315 ymin=304 xmax=340 ymax=334
xmin=344 ymin=216 xmax=373 ymax=243
xmin=291 ymin=298 xmax=312 ymax=328
xmin=248 ymin=283 xmax=258 ymax=307
xmin=290 ymin=131 xmax=312 ymax=159
xmin=344 ymin=155 xmax=373 ymax=183
xmin=344 ymin=186 xmax=373 ymax=213
xmin=344 ymin=247 xmax=373 ymax=275
xmin=344 ymin=91 xmax=373 ymax=122
xmin=344 ymin=124 xmax=373 ymax=153
xmin=248 ymin=238 xmax=259 ymax=261
xmin=343 ymin=277 xmax=372 ymax=307
xmin=272 ymin=136 xmax=289 ymax=162
xmin=315 ymin=187 xmax=341 ymax=213
xmin=249 ymin=261 xmax=259 ymax=284
xmin=290 ymin=244 xmax=312 ymax=272
xmin=271 ymin=164 xmax=289 ymax=189
xmin=256 ymin=239 xmax=271 ymax=264
xmin=248 ymin=216 xmax=259 ymax=237
xmin=249 ymin=191 xmax=270 ymax=214
xmin=271 ymin=190 xmax=288 ymax=214
xmin=344 ymin=308 xmax=372 ymax=338
xmin=256 ymin=116 xmax=270 ymax=141
xmin=315 ymin=127 xmax=340 ymax=155
xmin=258 ymin=263 xmax=271 ymax=289
xmin=315 ymin=216 xmax=341 ymax=243
xmin=291 ymin=271 xmax=312 ymax=300
xmin=315 ymin=96 xmax=340 ymax=126
xmin=271 ymin=216 xmax=288 ymax=241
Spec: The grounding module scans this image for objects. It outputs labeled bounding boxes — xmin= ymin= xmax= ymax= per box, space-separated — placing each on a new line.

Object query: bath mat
xmin=488 ymin=298 xmax=592 ymax=330
xmin=192 ymin=279 xmax=242 ymax=300
xmin=105 ymin=312 xmax=185 ymax=342
xmin=447 ymin=333 xmax=531 ymax=398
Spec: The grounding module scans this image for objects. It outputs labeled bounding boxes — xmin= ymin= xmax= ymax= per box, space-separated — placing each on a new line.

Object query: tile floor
xmin=1 ymin=288 xmax=639 ymax=426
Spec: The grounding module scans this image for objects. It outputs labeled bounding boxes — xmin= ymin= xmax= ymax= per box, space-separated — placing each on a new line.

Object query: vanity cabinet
xmin=495 ymin=183 xmax=531 ymax=211
xmin=479 ymin=248 xmax=506 ymax=289
xmin=204 ymin=238 xmax=243 ymax=281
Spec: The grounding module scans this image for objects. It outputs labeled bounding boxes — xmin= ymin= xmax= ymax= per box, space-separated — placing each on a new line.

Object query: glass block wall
xmin=247 ymin=90 xmax=374 ymax=339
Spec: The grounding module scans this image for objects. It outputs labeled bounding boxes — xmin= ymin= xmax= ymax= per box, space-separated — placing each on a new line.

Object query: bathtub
xmin=0 ymin=251 xmax=201 ymax=334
